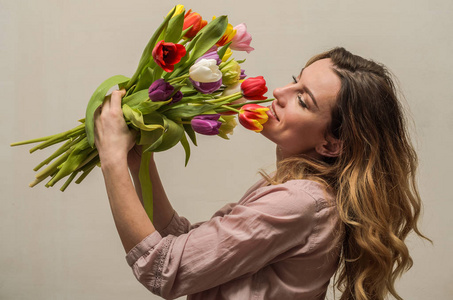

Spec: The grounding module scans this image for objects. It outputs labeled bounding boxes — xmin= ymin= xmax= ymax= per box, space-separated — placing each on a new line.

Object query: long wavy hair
xmin=264 ymin=47 xmax=429 ymax=300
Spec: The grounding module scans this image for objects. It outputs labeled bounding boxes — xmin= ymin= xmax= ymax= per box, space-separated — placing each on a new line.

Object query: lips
xmin=268 ymin=101 xmax=279 ymax=121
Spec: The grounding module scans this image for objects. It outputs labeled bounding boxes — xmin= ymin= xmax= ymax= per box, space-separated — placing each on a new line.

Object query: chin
xmin=258 ymin=128 xmax=276 ymax=143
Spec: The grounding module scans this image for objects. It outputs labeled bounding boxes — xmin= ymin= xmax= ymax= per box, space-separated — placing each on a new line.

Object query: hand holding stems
xmin=94 ymin=90 xmax=155 ymax=253
xmin=93 ymin=90 xmax=175 ymax=253
xmin=94 ymin=89 xmax=136 ymax=167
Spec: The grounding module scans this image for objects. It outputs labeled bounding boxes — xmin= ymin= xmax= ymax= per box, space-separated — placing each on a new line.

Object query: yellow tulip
xmin=221 ymin=48 xmax=233 ymax=62
xmin=167 ymin=4 xmax=185 ymax=18
xmin=212 ymin=16 xmax=237 ymax=46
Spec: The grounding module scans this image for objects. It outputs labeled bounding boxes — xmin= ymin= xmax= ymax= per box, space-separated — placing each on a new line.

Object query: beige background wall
xmin=1 ymin=0 xmax=452 ymax=299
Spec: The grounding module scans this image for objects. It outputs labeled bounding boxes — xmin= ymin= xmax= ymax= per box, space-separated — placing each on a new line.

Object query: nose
xmin=273 ymin=86 xmax=287 ymax=107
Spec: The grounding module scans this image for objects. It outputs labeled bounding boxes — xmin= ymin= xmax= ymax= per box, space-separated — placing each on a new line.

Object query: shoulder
xmin=240 ymin=179 xmax=335 ymax=218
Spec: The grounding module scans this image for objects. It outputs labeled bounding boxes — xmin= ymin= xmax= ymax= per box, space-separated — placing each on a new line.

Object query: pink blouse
xmin=126 ymin=179 xmax=344 ymax=299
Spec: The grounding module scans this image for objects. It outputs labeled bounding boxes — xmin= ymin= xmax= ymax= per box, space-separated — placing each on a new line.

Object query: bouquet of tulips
xmin=11 ymin=5 xmax=272 ymax=220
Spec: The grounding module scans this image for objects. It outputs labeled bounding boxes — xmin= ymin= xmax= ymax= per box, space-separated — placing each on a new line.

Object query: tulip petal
xmin=152 ymin=41 xmax=187 ymax=73
xmin=241 ymin=76 xmax=268 ymax=100
xmin=238 ymin=104 xmax=269 ymax=133
xmin=230 ymin=23 xmax=255 ymax=53
xmin=191 ymin=114 xmax=222 ymax=135
xmin=189 ymin=59 xmax=222 ymax=82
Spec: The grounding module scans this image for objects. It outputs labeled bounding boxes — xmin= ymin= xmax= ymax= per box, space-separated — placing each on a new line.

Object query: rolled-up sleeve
xmin=125 ymin=180 xmax=322 ymax=299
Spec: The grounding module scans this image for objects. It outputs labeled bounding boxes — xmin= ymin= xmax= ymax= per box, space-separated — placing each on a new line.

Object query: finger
xmin=110 ymin=89 xmax=126 ymax=110
xmin=103 ymin=94 xmax=112 ymax=110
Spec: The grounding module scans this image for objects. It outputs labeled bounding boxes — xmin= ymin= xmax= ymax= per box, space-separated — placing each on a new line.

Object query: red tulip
xmin=238 ymin=104 xmax=269 ymax=132
xmin=241 ymin=76 xmax=268 ymax=100
xmin=183 ymin=10 xmax=208 ymax=39
xmin=152 ymin=40 xmax=186 ymax=72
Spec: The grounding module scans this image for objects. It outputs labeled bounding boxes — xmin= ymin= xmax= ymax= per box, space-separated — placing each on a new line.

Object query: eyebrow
xmin=299 ymin=68 xmax=319 ymax=109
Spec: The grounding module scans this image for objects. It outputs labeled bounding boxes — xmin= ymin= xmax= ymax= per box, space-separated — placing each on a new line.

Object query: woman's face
xmin=261 ymin=58 xmax=341 ymax=160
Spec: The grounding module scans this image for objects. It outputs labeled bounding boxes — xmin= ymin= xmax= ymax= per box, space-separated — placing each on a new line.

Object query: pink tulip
xmin=230 ymin=23 xmax=254 ymax=53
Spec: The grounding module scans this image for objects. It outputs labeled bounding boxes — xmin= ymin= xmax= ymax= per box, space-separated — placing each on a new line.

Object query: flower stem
xmin=60 ymin=171 xmax=79 ymax=192
xmin=34 ymin=150 xmax=71 ymax=180
xmin=29 ymin=123 xmax=85 ymax=153
xmin=33 ymin=136 xmax=84 ymax=171
xmin=75 ymin=159 xmax=99 ymax=184
xmin=77 ymin=149 xmax=98 ymax=170
xmin=168 ymin=74 xmax=189 ymax=85
xmin=220 ymin=105 xmax=240 ymax=113
xmin=29 ymin=172 xmax=56 ymax=188
xmin=180 ymin=38 xmax=190 ymax=46
xmin=204 ymin=92 xmax=242 ymax=104
xmin=227 ymin=98 xmax=274 ymax=109
xmin=11 ymin=135 xmax=57 ymax=146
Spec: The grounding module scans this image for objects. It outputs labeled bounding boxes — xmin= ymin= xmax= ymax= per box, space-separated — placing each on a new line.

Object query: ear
xmin=315 ymin=135 xmax=342 ymax=158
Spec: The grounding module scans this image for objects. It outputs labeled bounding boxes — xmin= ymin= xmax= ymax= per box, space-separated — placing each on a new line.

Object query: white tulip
xmin=189 ymin=59 xmax=223 ymax=83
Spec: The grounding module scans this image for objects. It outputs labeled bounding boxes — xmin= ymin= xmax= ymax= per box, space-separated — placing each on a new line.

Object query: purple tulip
xmin=240 ymin=69 xmax=247 ymax=80
xmin=196 ymin=46 xmax=221 ymax=65
xmin=190 ymin=78 xmax=222 ymax=94
xmin=169 ymin=90 xmax=183 ymax=104
xmin=148 ymin=79 xmax=174 ymax=102
xmin=191 ymin=114 xmax=222 ymax=135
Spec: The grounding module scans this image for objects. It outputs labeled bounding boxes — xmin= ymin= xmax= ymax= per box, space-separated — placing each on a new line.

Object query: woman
xmin=94 ymin=47 xmax=426 ymax=299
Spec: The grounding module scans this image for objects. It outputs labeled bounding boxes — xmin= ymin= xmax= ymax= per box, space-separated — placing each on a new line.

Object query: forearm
xmin=102 ymin=158 xmax=155 ymax=253
xmin=130 ymin=158 xmax=175 ymax=232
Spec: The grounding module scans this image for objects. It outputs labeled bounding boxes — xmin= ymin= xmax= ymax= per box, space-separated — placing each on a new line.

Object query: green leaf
xmin=139 ymin=151 xmax=153 ymax=222
xmin=151 ymin=67 xmax=164 ymax=84
xmin=126 ymin=6 xmax=177 ymax=89
xmin=164 ymin=11 xmax=184 ymax=43
xmin=118 ymin=81 xmax=128 ymax=90
xmin=183 ymin=123 xmax=197 ymax=146
xmin=217 ymin=42 xmax=232 ymax=60
xmin=135 ymin=99 xmax=171 ymax=115
xmin=185 ymin=16 xmax=228 ymax=61
xmin=151 ymin=116 xmax=184 ymax=152
xmin=180 ymin=132 xmax=191 ymax=166
xmin=180 ymin=27 xmax=192 ymax=40
xmin=122 ymin=104 xmax=164 ymax=131
xmin=139 ymin=128 xmax=164 ymax=147
xmin=140 ymin=112 xmax=165 ymax=148
xmin=122 ymin=89 xmax=149 ymax=108
xmin=165 ymin=103 xmax=221 ymax=119
xmin=135 ymin=67 xmax=154 ymax=91
xmin=85 ymin=75 xmax=130 ymax=147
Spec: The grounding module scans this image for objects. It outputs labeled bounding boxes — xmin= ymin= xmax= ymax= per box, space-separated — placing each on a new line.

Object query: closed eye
xmin=298 ymin=94 xmax=308 ymax=108
xmin=292 ymin=76 xmax=308 ymax=108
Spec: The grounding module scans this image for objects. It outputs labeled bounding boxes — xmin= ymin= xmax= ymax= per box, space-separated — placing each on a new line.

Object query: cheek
xmin=288 ymin=115 xmax=328 ymax=141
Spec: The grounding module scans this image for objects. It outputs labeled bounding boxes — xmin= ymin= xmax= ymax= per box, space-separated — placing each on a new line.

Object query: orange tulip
xmin=183 ymin=9 xmax=208 ymax=39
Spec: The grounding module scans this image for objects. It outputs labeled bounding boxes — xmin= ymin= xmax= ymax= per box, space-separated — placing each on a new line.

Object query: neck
xmin=276 ymin=146 xmax=285 ymax=165
xmin=276 ymin=146 xmax=322 ymax=165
